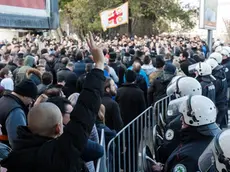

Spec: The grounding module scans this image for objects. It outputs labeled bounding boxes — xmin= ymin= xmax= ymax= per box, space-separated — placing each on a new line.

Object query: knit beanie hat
xmin=125 ymin=70 xmax=137 ymax=83
xmin=14 ymin=79 xmax=38 ymax=99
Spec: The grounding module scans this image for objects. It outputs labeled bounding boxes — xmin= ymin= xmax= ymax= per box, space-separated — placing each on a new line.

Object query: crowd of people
xmin=0 ymin=32 xmax=229 ymax=171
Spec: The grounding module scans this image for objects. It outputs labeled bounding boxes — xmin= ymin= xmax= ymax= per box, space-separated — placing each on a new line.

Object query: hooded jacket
xmin=16 ymin=56 xmax=35 ymax=84
xmin=26 ymin=68 xmax=42 ymax=86
xmin=0 ymin=69 xmax=105 ymax=172
xmin=148 ymin=71 xmax=175 ymax=106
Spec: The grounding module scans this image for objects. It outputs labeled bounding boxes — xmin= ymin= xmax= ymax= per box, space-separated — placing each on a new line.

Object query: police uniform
xmin=212 ymin=66 xmax=228 ymax=128
xmin=163 ymin=127 xmax=215 ymax=172
xmin=157 ymin=115 xmax=182 ymax=164
xmin=197 ymin=76 xmax=216 ymax=103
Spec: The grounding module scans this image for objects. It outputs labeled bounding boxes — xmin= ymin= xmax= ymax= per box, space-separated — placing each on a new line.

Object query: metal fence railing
xmin=96 ymin=129 xmax=107 ymax=172
xmin=106 ymin=95 xmax=173 ymax=172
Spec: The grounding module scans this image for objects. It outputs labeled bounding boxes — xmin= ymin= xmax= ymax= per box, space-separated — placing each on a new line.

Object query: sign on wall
xmin=0 ymin=0 xmax=59 ymax=29
xmin=199 ymin=0 xmax=218 ymax=30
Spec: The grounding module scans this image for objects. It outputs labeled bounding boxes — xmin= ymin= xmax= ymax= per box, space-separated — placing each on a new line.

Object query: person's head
xmin=42 ymin=72 xmax=53 ymax=85
xmin=2 ymin=54 xmax=11 ymax=63
xmin=57 ymin=75 xmax=66 ymax=86
xmin=37 ymin=65 xmax=46 ymax=75
xmin=104 ymin=78 xmax=117 ymax=96
xmin=66 ymin=62 xmax=74 ymax=71
xmin=47 ymin=97 xmax=73 ymax=125
xmin=0 ymin=68 xmax=12 ymax=79
xmin=132 ymin=61 xmax=142 ymax=73
xmin=209 ymin=52 xmax=223 ymax=64
xmin=85 ymin=63 xmax=92 ymax=73
xmin=47 ymin=54 xmax=55 ymax=63
xmin=206 ymin=58 xmax=219 ymax=71
xmin=17 ymin=57 xmax=24 ymax=67
xmin=74 ymin=51 xmax=84 ymax=61
xmin=155 ymin=55 xmax=165 ymax=69
xmin=109 ymin=52 xmax=117 ymax=63
xmin=180 ymin=51 xmax=189 ymax=61
xmin=179 ymin=95 xmax=216 ymax=129
xmin=221 ymin=48 xmax=230 ymax=60
xmin=143 ymin=55 xmax=152 ymax=65
xmin=28 ymin=103 xmax=63 ymax=138
xmin=198 ymin=129 xmax=230 ymax=172
xmin=38 ymin=58 xmax=47 ymax=66
xmin=125 ymin=70 xmax=137 ymax=83
xmin=24 ymin=55 xmax=35 ymax=67
xmin=61 ymin=57 xmax=70 ymax=67
xmin=167 ymin=76 xmax=202 ymax=98
xmin=13 ymin=79 xmax=38 ymax=106
xmin=195 ymin=62 xmax=212 ymax=77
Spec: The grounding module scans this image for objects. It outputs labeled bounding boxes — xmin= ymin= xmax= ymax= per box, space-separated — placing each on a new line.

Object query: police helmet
xmin=179 ymin=95 xmax=216 ymax=127
xmin=209 ymin=52 xmax=223 ymax=64
xmin=206 ymin=58 xmax=219 ymax=70
xmin=195 ymin=62 xmax=212 ymax=76
xmin=199 ymin=129 xmax=230 ymax=172
xmin=221 ymin=48 xmax=230 ymax=58
xmin=167 ymin=76 xmax=202 ymax=98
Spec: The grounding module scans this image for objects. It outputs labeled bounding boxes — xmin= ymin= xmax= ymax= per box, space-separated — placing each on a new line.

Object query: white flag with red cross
xmin=100 ymin=2 xmax=129 ymax=31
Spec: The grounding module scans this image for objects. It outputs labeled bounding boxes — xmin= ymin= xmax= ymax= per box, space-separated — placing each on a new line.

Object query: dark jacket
xmin=164 ymin=127 xmax=216 ymax=172
xmin=0 ymin=69 xmax=105 ymax=172
xmin=148 ymin=71 xmax=175 ymax=106
xmin=157 ymin=115 xmax=182 ymax=164
xmin=5 ymin=62 xmax=17 ymax=73
xmin=102 ymin=93 xmax=123 ymax=132
xmin=212 ymin=66 xmax=228 ymax=126
xmin=46 ymin=61 xmax=57 ymax=85
xmin=109 ymin=61 xmax=126 ymax=87
xmin=57 ymin=68 xmax=78 ymax=98
xmin=222 ymin=58 xmax=230 ymax=87
xmin=180 ymin=58 xmax=196 ymax=77
xmin=136 ymin=73 xmax=148 ymax=103
xmin=197 ymin=76 xmax=216 ymax=103
xmin=74 ymin=60 xmax=86 ymax=78
xmin=0 ymin=94 xmax=28 ymax=146
xmin=116 ymin=83 xmax=146 ymax=126
xmin=76 ymin=73 xmax=87 ymax=93
xmin=26 ymin=68 xmax=42 ymax=86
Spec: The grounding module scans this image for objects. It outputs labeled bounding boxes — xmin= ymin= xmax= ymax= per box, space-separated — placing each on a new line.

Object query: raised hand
xmin=86 ymin=32 xmax=104 ymax=70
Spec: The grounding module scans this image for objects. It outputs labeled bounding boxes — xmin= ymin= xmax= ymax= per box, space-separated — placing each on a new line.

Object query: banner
xmin=0 ymin=0 xmax=46 ymax=9
xmin=100 ymin=2 xmax=128 ymax=31
xmin=199 ymin=0 xmax=218 ymax=30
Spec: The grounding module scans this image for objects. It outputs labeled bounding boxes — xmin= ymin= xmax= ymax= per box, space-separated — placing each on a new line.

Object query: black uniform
xmin=222 ymin=58 xmax=230 ymax=87
xmin=197 ymin=76 xmax=216 ymax=103
xmin=157 ymin=115 xmax=182 ymax=164
xmin=212 ymin=66 xmax=228 ymax=128
xmin=164 ymin=126 xmax=220 ymax=172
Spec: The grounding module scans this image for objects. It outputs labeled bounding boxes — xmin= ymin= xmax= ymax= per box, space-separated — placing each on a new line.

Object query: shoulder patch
xmin=165 ymin=129 xmax=174 ymax=141
xmin=173 ymin=164 xmax=187 ymax=172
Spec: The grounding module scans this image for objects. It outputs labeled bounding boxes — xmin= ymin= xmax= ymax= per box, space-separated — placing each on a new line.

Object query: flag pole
xmin=123 ymin=0 xmax=132 ymax=37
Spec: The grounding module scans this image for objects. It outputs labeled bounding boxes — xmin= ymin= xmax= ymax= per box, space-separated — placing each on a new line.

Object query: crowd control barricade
xmin=106 ymin=95 xmax=173 ymax=172
xmin=153 ymin=95 xmax=173 ymax=132
xmin=96 ymin=129 xmax=107 ymax=172
xmin=107 ymin=106 xmax=154 ymax=172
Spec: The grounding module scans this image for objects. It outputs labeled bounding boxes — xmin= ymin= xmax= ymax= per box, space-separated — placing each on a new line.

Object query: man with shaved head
xmin=0 ymin=33 xmax=105 ymax=172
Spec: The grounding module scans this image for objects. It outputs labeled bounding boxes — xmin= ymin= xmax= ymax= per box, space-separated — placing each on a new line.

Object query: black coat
xmin=180 ymin=58 xmax=196 ymax=77
xmin=102 ymin=93 xmax=123 ymax=132
xmin=116 ymin=83 xmax=146 ymax=126
xmin=109 ymin=61 xmax=126 ymax=87
xmin=164 ymin=127 xmax=216 ymax=172
xmin=76 ymin=73 xmax=87 ymax=93
xmin=148 ymin=72 xmax=174 ymax=106
xmin=57 ymin=68 xmax=78 ymax=98
xmin=0 ymin=69 xmax=105 ymax=172
xmin=197 ymin=76 xmax=216 ymax=103
xmin=222 ymin=58 xmax=230 ymax=87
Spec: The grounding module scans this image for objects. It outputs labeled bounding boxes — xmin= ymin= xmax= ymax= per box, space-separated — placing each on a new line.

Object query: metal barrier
xmin=153 ymin=94 xmax=173 ymax=130
xmin=106 ymin=95 xmax=173 ymax=172
xmin=96 ymin=129 xmax=107 ymax=172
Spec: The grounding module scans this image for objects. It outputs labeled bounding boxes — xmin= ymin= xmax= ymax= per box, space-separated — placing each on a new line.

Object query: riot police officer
xmin=152 ymin=95 xmax=221 ymax=172
xmin=156 ymin=76 xmax=202 ymax=163
xmin=206 ymin=57 xmax=228 ymax=128
xmin=199 ymin=129 xmax=230 ymax=172
xmin=195 ymin=62 xmax=216 ymax=103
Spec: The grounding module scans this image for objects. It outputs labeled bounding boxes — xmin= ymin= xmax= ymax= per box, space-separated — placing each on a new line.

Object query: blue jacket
xmin=74 ymin=60 xmax=86 ymax=78
xmin=126 ymin=67 xmax=149 ymax=86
